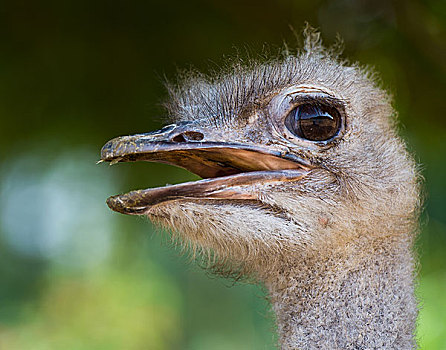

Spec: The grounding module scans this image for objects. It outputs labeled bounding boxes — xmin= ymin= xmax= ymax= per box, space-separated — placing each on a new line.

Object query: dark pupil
xmin=287 ymin=103 xmax=341 ymax=141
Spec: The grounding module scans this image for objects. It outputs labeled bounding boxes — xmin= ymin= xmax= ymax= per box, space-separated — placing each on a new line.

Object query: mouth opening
xmin=100 ymin=137 xmax=311 ymax=215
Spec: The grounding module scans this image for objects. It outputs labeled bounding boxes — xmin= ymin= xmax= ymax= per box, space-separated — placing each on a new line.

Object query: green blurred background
xmin=0 ymin=0 xmax=445 ymax=349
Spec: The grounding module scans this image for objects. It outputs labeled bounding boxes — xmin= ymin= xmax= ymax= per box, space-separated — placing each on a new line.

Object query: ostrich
xmin=100 ymin=30 xmax=420 ymax=349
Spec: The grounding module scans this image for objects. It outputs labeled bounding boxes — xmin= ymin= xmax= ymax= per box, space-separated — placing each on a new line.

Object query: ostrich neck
xmin=265 ymin=235 xmax=417 ymax=349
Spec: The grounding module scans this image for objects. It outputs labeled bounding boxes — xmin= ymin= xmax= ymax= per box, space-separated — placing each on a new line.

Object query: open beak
xmin=100 ymin=122 xmax=312 ymax=215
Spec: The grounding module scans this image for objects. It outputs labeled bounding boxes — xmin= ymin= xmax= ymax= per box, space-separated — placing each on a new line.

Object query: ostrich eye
xmin=285 ymin=103 xmax=341 ymax=141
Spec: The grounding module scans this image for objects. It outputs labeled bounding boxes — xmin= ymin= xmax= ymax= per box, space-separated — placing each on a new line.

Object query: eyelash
xmin=287 ymin=95 xmax=346 ymax=111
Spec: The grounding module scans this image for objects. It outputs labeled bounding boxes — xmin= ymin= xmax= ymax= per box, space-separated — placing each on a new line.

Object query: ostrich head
xmin=100 ymin=32 xmax=419 ymax=283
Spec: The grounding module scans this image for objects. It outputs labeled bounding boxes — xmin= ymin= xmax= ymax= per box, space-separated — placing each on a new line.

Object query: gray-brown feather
xmin=148 ymin=29 xmax=421 ymax=349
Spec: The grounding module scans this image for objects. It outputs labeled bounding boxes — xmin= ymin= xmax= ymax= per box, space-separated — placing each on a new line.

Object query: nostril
xmin=172 ymin=131 xmax=204 ymax=143
xmin=172 ymin=134 xmax=187 ymax=143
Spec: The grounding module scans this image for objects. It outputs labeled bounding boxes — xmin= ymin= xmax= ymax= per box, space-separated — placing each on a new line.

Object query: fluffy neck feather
xmin=265 ymin=235 xmax=417 ymax=349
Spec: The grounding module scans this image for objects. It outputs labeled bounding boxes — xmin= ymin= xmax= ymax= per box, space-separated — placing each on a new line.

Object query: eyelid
xmin=288 ymin=94 xmax=346 ymax=108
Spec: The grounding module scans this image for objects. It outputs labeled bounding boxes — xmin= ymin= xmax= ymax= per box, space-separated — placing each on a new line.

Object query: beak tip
xmin=106 ymin=196 xmax=116 ymax=208
xmin=106 ymin=195 xmax=126 ymax=214
xmin=106 ymin=193 xmax=148 ymax=215
xmin=100 ymin=139 xmax=117 ymax=160
xmin=101 ymin=135 xmax=145 ymax=162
